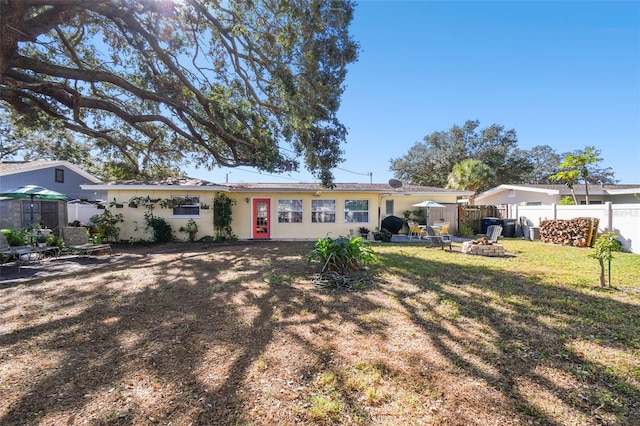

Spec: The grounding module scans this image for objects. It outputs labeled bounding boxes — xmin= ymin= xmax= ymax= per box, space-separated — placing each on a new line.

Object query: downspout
xmin=378 ymin=193 xmax=391 ymax=230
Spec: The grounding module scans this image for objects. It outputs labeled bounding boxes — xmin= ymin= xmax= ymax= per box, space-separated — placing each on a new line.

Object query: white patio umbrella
xmin=411 ymin=200 xmax=445 ymax=225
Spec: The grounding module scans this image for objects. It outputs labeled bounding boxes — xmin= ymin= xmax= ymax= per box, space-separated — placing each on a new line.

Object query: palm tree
xmin=446 ymin=159 xmax=496 ymax=205
xmin=551 ymin=146 xmax=602 ymax=205
xmin=550 ymin=169 xmax=580 ymax=205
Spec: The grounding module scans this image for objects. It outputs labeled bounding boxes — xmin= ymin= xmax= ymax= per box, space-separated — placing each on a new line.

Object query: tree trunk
xmin=0 ymin=1 xmax=24 ymax=75
xmin=584 ymin=181 xmax=590 ymax=205
xmin=598 ymin=258 xmax=606 ymax=287
xmin=570 ymin=188 xmax=578 ymax=205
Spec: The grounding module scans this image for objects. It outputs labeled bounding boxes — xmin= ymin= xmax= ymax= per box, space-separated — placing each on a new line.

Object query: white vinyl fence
xmin=507 ymin=203 xmax=640 ymax=254
xmin=67 ymin=202 xmax=102 ymax=226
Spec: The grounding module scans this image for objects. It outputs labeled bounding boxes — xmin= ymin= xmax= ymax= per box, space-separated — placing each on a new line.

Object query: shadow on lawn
xmin=380 ymin=249 xmax=640 ymax=425
xmin=0 ymin=242 xmax=637 ymax=425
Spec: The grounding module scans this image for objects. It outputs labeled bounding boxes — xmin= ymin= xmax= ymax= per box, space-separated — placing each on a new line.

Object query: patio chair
xmin=433 ymin=221 xmax=450 ymax=235
xmin=0 ymin=233 xmax=33 ymax=272
xmin=424 ymin=226 xmax=452 ymax=251
xmin=407 ymin=220 xmax=426 ymax=240
xmin=61 ymin=226 xmax=112 ymax=257
xmin=486 ymin=225 xmax=503 ymax=243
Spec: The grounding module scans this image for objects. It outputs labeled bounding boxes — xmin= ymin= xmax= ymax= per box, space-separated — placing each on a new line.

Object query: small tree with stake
xmin=588 ymin=232 xmax=622 ymax=287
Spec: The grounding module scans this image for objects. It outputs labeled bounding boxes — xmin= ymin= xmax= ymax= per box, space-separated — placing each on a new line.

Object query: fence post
xmin=605 ymin=201 xmax=613 ymax=231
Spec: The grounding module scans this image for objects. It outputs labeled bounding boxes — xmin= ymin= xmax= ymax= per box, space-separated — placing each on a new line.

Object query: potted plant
xmin=374 ymin=229 xmax=392 ymax=242
xmin=36 ymin=235 xmax=48 ymax=247
xmin=109 ymin=198 xmax=124 ymax=208
xmin=128 ymin=196 xmax=140 ymax=208
xmin=358 ymin=226 xmax=370 ymax=238
xmin=179 ymin=219 xmax=198 ymax=242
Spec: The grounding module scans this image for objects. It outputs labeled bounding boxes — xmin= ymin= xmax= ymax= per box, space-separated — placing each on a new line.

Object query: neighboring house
xmin=81 ymin=178 xmax=473 ymax=242
xmin=475 ymin=183 xmax=640 ymax=254
xmin=0 ymin=160 xmax=104 ymax=232
xmin=0 ymin=160 xmax=104 ymax=200
xmin=475 ymin=184 xmax=640 ymax=206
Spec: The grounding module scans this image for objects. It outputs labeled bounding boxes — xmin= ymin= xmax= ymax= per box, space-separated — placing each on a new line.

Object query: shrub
xmin=1 ymin=228 xmax=29 ymax=246
xmin=309 ymin=236 xmax=377 ymax=274
xmin=89 ymin=209 xmax=124 ymax=242
xmin=213 ymin=193 xmax=237 ymax=242
xmin=374 ymin=229 xmax=392 ymax=242
xmin=559 ymin=196 xmax=576 ymax=205
xmin=143 ymin=212 xmax=173 ymax=243
xmin=458 ymin=224 xmax=475 ymax=238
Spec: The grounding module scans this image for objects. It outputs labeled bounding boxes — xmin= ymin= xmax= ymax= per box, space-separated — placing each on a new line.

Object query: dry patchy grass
xmin=0 ymin=239 xmax=638 ymax=425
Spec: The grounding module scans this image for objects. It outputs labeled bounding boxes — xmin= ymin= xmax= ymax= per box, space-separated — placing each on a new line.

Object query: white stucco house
xmin=475 ymin=184 xmax=640 ymax=206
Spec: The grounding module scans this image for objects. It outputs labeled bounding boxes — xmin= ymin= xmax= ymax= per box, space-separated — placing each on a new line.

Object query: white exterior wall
xmin=480 ymin=191 xmax=559 ymax=206
xmin=509 ymin=203 xmax=640 ymax=254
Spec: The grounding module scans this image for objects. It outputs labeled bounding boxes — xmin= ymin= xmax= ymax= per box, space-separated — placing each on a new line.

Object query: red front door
xmin=252 ymin=198 xmax=270 ymax=239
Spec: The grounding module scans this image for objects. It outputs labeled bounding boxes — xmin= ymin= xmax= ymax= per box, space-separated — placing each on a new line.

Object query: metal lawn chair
xmin=61 ymin=227 xmax=112 ymax=257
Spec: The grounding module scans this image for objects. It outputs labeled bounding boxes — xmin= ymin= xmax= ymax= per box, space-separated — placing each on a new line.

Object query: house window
xmin=526 ymin=201 xmax=542 ymax=206
xmin=311 ymin=199 xmax=336 ymax=223
xmin=278 ymin=199 xmax=303 ymax=223
xmin=55 ymin=168 xmax=64 ymax=183
xmin=172 ymin=195 xmax=200 ymax=216
xmin=385 ymin=199 xmax=394 ymax=216
xmin=344 ymin=199 xmax=369 ymax=223
xmin=580 ymin=200 xmax=603 ymax=205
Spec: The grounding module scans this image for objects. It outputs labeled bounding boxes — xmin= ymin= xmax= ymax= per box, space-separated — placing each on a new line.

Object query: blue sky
xmin=188 ymin=0 xmax=640 ymax=185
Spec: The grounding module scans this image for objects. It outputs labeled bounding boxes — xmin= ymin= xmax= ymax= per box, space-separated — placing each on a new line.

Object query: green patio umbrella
xmin=0 ymin=185 xmax=70 ymax=226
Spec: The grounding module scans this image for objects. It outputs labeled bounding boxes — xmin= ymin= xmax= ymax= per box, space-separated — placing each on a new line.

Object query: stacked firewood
xmin=539 ymin=218 xmax=599 ymax=247
xmin=468 ymin=236 xmax=492 ymax=245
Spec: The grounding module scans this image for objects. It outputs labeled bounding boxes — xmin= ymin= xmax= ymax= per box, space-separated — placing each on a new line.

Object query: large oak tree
xmin=0 ymin=0 xmax=358 ymax=186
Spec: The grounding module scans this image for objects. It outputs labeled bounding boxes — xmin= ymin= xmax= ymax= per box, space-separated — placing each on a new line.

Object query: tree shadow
xmin=0 ymin=242 xmax=637 ymax=425
xmin=379 ymin=250 xmax=639 ymax=425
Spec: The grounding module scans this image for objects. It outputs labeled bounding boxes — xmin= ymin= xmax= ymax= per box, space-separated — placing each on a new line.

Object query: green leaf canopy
xmin=0 ymin=0 xmax=359 ymax=186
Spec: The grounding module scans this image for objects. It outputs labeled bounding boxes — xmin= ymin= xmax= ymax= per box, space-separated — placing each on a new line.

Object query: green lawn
xmin=370 ymin=238 xmax=640 ymax=424
xmin=0 ymin=238 xmax=638 ymax=425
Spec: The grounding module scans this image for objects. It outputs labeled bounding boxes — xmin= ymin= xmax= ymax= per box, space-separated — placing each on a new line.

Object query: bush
xmin=213 ymin=193 xmax=237 ymax=242
xmin=559 ymin=196 xmax=576 ymax=205
xmin=147 ymin=216 xmax=173 ymax=243
xmin=458 ymin=224 xmax=475 ymax=238
xmin=46 ymin=234 xmax=64 ymax=247
xmin=89 ymin=210 xmax=124 ymax=242
xmin=309 ymin=236 xmax=377 ymax=274
xmin=1 ymin=228 xmax=29 ymax=246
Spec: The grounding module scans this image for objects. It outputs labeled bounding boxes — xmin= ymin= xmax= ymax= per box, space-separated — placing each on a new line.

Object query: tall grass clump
xmin=309 ymin=236 xmax=377 ymax=274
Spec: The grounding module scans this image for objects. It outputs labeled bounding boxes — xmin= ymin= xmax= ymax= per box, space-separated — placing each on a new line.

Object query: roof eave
xmin=1 ymin=160 xmax=102 ymax=183
xmin=81 ymin=184 xmax=230 ymax=191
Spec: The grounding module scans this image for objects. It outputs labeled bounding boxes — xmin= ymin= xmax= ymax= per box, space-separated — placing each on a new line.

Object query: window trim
xmin=54 ymin=168 xmax=64 ymax=183
xmin=343 ymin=199 xmax=370 ymax=223
xmin=311 ymin=199 xmax=336 ymax=223
xmin=277 ymin=199 xmax=304 ymax=223
xmin=171 ymin=195 xmax=200 ymax=217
